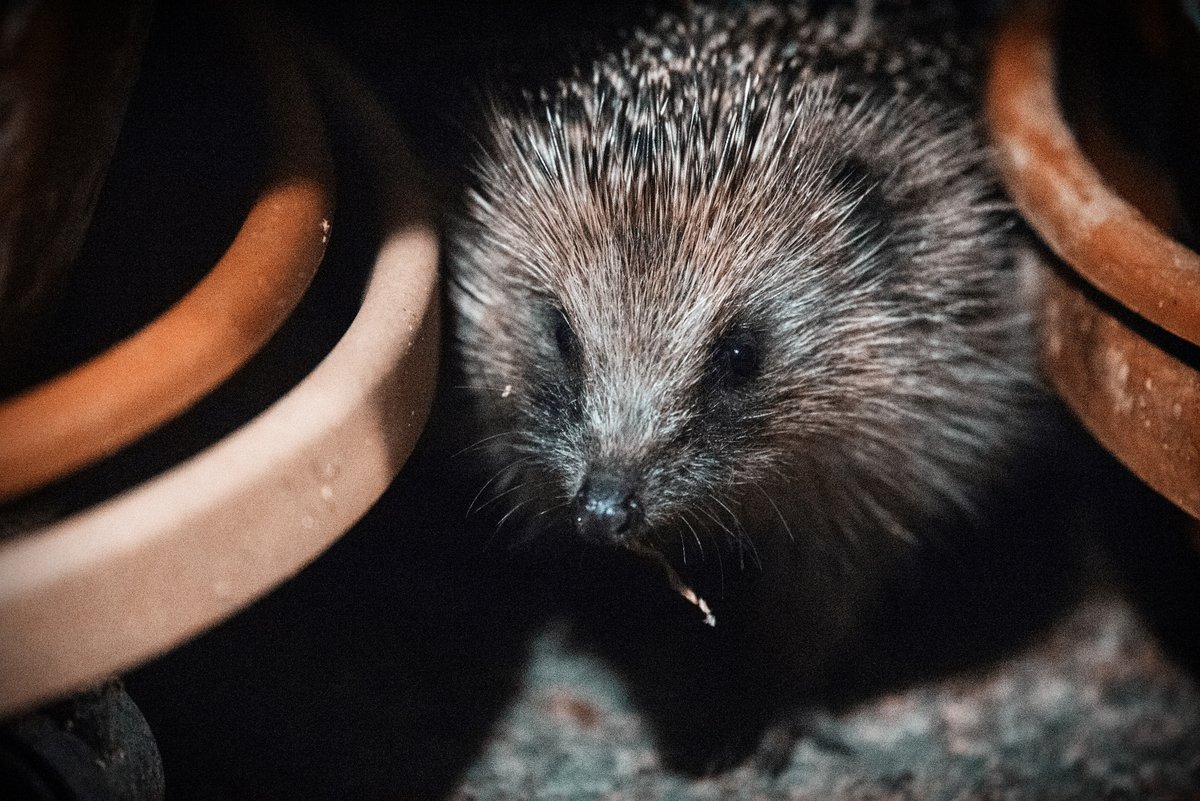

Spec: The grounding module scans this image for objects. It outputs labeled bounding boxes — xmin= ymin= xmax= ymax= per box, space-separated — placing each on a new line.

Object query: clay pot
xmin=986 ymin=0 xmax=1200 ymax=521
xmin=0 ymin=28 xmax=333 ymax=502
xmin=0 ymin=8 xmax=439 ymax=716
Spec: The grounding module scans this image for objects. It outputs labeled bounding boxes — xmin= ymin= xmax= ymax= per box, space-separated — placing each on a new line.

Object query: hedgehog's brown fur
xmin=446 ymin=0 xmax=1041 ymax=732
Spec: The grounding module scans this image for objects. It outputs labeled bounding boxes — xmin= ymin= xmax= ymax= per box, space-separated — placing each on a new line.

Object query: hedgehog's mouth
xmin=570 ymin=469 xmax=715 ymax=625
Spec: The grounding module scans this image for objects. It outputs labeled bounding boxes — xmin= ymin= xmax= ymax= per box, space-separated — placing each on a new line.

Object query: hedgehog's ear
xmin=550 ymin=305 xmax=581 ymax=367
xmin=830 ymin=156 xmax=891 ymax=240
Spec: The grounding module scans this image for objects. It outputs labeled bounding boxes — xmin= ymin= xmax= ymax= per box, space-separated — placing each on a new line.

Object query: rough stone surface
xmin=452 ymin=594 xmax=1200 ymax=801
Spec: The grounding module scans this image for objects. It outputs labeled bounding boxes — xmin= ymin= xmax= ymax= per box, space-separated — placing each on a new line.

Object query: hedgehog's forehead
xmin=489 ymin=150 xmax=789 ymax=347
xmin=539 ymin=234 xmax=749 ymax=339
xmin=561 ymin=269 xmax=731 ymax=386
xmin=482 ymin=77 xmax=841 ymax=272
xmin=488 ymin=113 xmax=797 ymax=288
xmin=478 ymin=71 xmax=850 ymax=332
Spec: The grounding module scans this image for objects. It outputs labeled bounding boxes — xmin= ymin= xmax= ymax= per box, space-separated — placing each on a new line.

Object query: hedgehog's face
xmin=531 ymin=289 xmax=775 ymax=548
xmin=449 ymin=179 xmax=865 ymax=551
xmin=450 ymin=73 xmax=1025 ymax=554
xmin=452 ymin=260 xmax=786 ymax=550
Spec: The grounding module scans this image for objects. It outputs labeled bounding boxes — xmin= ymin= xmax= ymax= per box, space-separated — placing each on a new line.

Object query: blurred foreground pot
xmin=0 ymin=6 xmax=439 ymax=718
xmin=0 ymin=8 xmax=333 ymax=503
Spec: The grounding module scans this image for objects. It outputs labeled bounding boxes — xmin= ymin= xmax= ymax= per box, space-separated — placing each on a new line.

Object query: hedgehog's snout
xmin=573 ymin=469 xmax=644 ymax=546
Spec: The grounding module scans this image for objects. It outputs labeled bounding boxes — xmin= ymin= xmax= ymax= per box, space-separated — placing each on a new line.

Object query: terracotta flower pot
xmin=986 ymin=0 xmax=1200 ymax=522
xmin=0 ymin=9 xmax=439 ymax=717
xmin=0 ymin=7 xmax=334 ymax=503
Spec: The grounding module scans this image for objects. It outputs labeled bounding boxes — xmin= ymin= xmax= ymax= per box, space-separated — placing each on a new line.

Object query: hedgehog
xmin=444 ymin=0 xmax=1042 ymax=766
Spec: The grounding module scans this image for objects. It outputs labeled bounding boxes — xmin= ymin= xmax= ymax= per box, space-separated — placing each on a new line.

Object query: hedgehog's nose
xmin=574 ymin=472 xmax=642 ymax=545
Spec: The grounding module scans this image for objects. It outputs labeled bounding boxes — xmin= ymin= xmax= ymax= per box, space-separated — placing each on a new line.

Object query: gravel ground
xmin=453 ymin=594 xmax=1200 ymax=801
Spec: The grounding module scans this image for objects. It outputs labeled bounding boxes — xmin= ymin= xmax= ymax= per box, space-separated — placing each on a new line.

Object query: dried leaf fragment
xmin=628 ymin=543 xmax=716 ymax=627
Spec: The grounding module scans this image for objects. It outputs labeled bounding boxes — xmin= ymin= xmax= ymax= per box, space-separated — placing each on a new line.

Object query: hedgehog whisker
xmin=467 ymin=457 xmax=533 ymax=516
xmin=711 ymin=491 xmax=761 ymax=570
xmin=534 ymin=498 xmax=571 ymax=519
xmin=450 ymin=383 xmax=517 ymax=394
xmin=696 ymin=502 xmax=742 ymax=562
xmin=495 ymin=497 xmax=538 ymax=534
xmin=474 ymin=478 xmax=533 ymax=515
xmin=494 ymin=497 xmax=572 ymax=552
xmin=753 ymin=480 xmax=795 ymax=543
xmin=452 ymin=429 xmax=521 ymax=460
xmin=681 ymin=511 xmax=705 ymax=561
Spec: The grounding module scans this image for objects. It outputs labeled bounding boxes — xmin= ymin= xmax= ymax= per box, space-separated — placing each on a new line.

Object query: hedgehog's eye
xmin=553 ymin=307 xmax=580 ymax=365
xmin=710 ymin=327 xmax=761 ymax=389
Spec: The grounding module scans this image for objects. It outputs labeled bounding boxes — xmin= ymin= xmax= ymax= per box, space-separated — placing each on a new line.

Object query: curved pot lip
xmin=989 ymin=1 xmax=1200 ymax=523
xmin=1038 ymin=257 xmax=1200 ymax=520
xmin=0 ymin=6 xmax=334 ymax=503
xmin=986 ymin=0 xmax=1200 ymax=346
xmin=0 ymin=22 xmax=440 ymax=718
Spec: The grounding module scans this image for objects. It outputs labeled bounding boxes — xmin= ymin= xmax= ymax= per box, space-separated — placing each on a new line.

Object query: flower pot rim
xmin=0 ymin=19 xmax=439 ymax=718
xmin=985 ymin=0 xmax=1200 ymax=347
xmin=0 ymin=9 xmax=335 ymax=503
xmin=988 ymin=0 xmax=1200 ymax=523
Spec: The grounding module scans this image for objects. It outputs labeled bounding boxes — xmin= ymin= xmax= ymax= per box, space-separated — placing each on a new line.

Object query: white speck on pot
xmin=1104 ymin=349 xmax=1133 ymax=414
